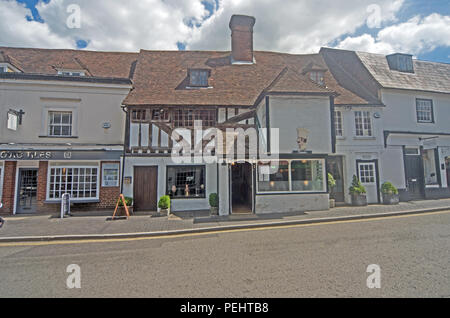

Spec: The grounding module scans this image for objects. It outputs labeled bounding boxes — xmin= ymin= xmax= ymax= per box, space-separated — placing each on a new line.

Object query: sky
xmin=1 ymin=0 xmax=449 ymax=63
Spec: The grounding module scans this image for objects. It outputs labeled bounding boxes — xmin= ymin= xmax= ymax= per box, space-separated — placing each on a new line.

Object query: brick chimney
xmin=229 ymin=15 xmax=256 ymax=64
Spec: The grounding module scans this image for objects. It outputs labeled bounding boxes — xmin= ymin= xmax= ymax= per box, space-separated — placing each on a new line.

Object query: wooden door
xmin=133 ymin=166 xmax=158 ymax=212
xmin=404 ymin=155 xmax=425 ymax=200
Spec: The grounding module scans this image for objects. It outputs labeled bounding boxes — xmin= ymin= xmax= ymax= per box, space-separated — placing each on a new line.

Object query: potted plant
xmin=349 ymin=175 xmax=368 ymax=206
xmin=209 ymin=193 xmax=219 ymax=216
xmin=328 ymin=173 xmax=336 ymax=208
xmin=158 ymin=195 xmax=171 ymax=216
xmin=381 ymin=182 xmax=400 ymax=205
xmin=118 ymin=197 xmax=133 ymax=216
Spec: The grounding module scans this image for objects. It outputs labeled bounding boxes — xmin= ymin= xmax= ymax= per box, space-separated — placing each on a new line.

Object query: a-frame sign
xmin=112 ymin=194 xmax=131 ymax=220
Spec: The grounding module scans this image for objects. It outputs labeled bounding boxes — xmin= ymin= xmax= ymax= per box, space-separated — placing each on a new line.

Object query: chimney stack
xmin=229 ymin=15 xmax=256 ymax=64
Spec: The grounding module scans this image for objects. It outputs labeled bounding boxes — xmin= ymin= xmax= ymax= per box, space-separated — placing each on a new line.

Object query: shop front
xmin=0 ymin=149 xmax=122 ymax=215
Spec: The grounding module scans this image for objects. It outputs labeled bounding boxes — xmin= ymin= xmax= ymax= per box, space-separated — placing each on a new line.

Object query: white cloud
xmin=336 ymin=14 xmax=450 ymax=55
xmin=3 ymin=0 xmax=448 ymax=59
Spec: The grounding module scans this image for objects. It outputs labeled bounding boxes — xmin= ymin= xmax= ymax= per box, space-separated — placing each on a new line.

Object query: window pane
xmin=292 ymin=160 xmax=324 ymax=192
xmin=48 ymin=166 xmax=98 ymax=199
xmin=258 ymin=161 xmax=289 ymax=192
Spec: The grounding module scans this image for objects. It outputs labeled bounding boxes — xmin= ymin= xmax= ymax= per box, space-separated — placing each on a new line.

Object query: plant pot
xmin=329 ymin=199 xmax=336 ymax=209
xmin=160 ymin=208 xmax=170 ymax=217
xmin=118 ymin=206 xmax=133 ymax=216
xmin=382 ymin=193 xmax=400 ymax=205
xmin=210 ymin=207 xmax=219 ymax=216
xmin=351 ymin=194 xmax=368 ymax=206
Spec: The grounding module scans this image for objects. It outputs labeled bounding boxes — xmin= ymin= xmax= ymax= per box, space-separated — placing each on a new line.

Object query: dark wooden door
xmin=404 ymin=155 xmax=425 ymax=200
xmin=327 ymin=156 xmax=345 ymax=202
xmin=133 ymin=166 xmax=158 ymax=211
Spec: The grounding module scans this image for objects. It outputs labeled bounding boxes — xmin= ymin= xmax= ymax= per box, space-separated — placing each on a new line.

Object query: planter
xmin=382 ymin=194 xmax=400 ymax=205
xmin=329 ymin=199 xmax=336 ymax=209
xmin=118 ymin=206 xmax=133 ymax=216
xmin=160 ymin=208 xmax=170 ymax=217
xmin=351 ymin=194 xmax=368 ymax=206
xmin=210 ymin=207 xmax=219 ymax=216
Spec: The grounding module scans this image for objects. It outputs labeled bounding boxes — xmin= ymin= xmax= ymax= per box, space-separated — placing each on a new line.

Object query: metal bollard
xmin=61 ymin=193 xmax=71 ymax=219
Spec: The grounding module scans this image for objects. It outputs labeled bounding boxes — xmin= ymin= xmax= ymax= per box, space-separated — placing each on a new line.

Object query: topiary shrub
xmin=349 ymin=175 xmax=367 ymax=195
xmin=209 ymin=193 xmax=219 ymax=208
xmin=381 ymin=182 xmax=399 ymax=195
xmin=158 ymin=195 xmax=171 ymax=210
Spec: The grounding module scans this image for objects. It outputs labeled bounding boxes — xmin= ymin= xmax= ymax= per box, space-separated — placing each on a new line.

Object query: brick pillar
xmin=0 ymin=162 xmax=17 ymax=215
xmin=37 ymin=161 xmax=48 ymax=212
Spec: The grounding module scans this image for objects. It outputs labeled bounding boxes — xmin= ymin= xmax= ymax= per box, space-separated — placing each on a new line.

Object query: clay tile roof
xmin=0 ymin=50 xmax=24 ymax=71
xmin=0 ymin=47 xmax=138 ymax=78
xmin=267 ymin=67 xmax=334 ymax=94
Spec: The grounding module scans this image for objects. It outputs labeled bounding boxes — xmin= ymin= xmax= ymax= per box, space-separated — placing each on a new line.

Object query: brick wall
xmin=0 ymin=162 xmax=17 ymax=215
xmin=37 ymin=161 xmax=48 ymax=213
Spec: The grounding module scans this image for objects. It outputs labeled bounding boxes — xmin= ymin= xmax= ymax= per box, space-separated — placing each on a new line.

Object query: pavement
xmin=0 ymin=198 xmax=449 ymax=242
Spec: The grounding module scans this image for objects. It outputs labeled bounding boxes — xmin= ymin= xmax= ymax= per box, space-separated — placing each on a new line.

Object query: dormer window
xmin=0 ymin=64 xmax=19 ymax=73
xmin=386 ymin=53 xmax=414 ymax=73
xmin=188 ymin=69 xmax=210 ymax=87
xmin=57 ymin=70 xmax=86 ymax=77
xmin=309 ymin=71 xmax=325 ymax=86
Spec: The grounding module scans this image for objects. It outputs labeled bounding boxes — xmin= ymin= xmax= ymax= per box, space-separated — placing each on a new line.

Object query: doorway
xmin=16 ymin=169 xmax=38 ymax=214
xmin=327 ymin=156 xmax=345 ymax=202
xmin=446 ymin=157 xmax=450 ymax=187
xmin=404 ymin=154 xmax=425 ymax=200
xmin=231 ymin=162 xmax=253 ymax=214
xmin=357 ymin=160 xmax=380 ymax=204
xmin=133 ymin=166 xmax=158 ymax=212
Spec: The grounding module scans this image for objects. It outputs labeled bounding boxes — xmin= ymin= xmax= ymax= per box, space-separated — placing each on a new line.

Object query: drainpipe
xmin=120 ymin=105 xmax=128 ymax=194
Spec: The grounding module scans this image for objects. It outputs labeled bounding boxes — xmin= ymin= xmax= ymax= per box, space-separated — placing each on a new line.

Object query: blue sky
xmin=3 ymin=0 xmax=450 ymax=63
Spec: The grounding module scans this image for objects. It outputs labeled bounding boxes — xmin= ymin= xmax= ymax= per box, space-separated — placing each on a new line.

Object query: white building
xmin=0 ymin=49 xmax=134 ymax=214
xmin=321 ymin=48 xmax=450 ymax=201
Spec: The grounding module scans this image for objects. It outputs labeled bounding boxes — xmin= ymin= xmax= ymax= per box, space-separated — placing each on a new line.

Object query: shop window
xmin=48 ymin=166 xmax=99 ymax=200
xmin=258 ymin=160 xmax=326 ymax=193
xmin=166 ymin=166 xmax=206 ymax=199
xmin=258 ymin=161 xmax=289 ymax=192
xmin=102 ymin=163 xmax=120 ymax=187
xmin=291 ymin=160 xmax=324 ymax=192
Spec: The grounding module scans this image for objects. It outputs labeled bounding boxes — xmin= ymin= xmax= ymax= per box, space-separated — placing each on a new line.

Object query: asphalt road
xmin=0 ymin=211 xmax=449 ymax=298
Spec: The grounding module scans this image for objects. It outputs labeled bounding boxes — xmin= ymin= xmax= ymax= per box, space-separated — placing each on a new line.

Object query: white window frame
xmin=102 ymin=163 xmax=120 ymax=187
xmin=48 ymin=111 xmax=73 ymax=137
xmin=57 ymin=70 xmax=86 ymax=77
xmin=358 ymin=162 xmax=376 ymax=184
xmin=354 ymin=111 xmax=373 ymax=137
xmin=309 ymin=71 xmax=325 ymax=86
xmin=46 ymin=163 xmax=100 ymax=201
xmin=334 ymin=110 xmax=344 ymax=137
xmin=416 ymin=99 xmax=434 ymax=123
xmin=41 ymin=107 xmax=78 ymax=138
xmin=257 ymin=159 xmax=327 ymax=194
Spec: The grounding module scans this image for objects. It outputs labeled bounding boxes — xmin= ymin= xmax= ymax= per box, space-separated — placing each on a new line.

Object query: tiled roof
xmin=124 ymin=50 xmax=372 ymax=106
xmin=0 ymin=46 xmax=375 ymax=107
xmin=0 ymin=47 xmax=138 ymax=79
xmin=357 ymin=51 xmax=450 ymax=94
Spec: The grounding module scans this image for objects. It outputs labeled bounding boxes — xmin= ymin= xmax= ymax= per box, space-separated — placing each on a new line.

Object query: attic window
xmin=386 ymin=54 xmax=414 ymax=73
xmin=57 ymin=70 xmax=86 ymax=77
xmin=189 ymin=69 xmax=210 ymax=87
xmin=309 ymin=71 xmax=324 ymax=86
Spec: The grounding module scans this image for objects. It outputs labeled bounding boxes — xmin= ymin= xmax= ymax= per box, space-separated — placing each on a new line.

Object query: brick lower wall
xmin=37 ymin=161 xmax=48 ymax=213
xmin=0 ymin=162 xmax=17 ymax=215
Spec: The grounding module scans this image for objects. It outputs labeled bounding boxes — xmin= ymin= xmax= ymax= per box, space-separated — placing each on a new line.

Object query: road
xmin=0 ymin=211 xmax=449 ymax=298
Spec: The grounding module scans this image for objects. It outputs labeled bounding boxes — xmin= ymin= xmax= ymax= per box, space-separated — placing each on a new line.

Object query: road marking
xmin=0 ymin=210 xmax=449 ymax=248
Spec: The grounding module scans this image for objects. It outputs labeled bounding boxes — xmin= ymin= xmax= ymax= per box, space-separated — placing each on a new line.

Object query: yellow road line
xmin=0 ymin=209 xmax=449 ymax=248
